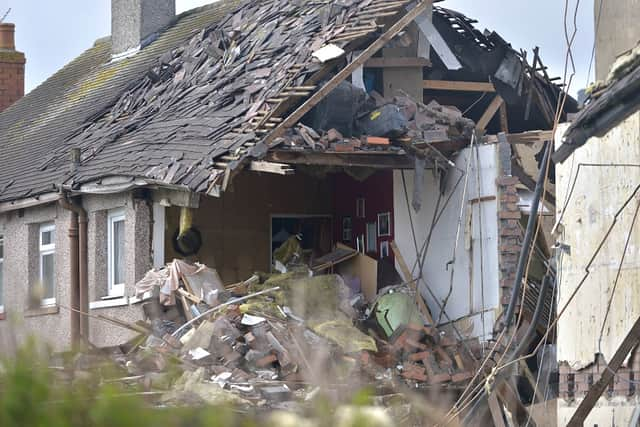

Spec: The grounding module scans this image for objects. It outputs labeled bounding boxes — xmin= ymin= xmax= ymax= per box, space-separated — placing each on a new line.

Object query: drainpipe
xmin=58 ymin=194 xmax=88 ymax=348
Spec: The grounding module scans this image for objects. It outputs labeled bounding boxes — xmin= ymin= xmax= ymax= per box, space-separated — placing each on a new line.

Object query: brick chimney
xmin=0 ymin=23 xmax=25 ymax=113
xmin=111 ymin=0 xmax=175 ymax=58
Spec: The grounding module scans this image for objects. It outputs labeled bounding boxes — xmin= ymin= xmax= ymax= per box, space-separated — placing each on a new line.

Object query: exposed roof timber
xmin=262 ymin=1 xmax=433 ymax=146
xmin=249 ymin=161 xmax=295 ymax=175
xmin=423 ymin=80 xmax=495 ymax=92
xmin=476 ymin=95 xmax=504 ymax=132
xmin=264 ymin=150 xmax=422 ymax=170
xmin=365 ymin=57 xmax=431 ymax=68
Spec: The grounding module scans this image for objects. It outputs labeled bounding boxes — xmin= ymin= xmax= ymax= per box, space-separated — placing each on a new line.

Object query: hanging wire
xmin=438 ymin=130 xmax=476 ymax=324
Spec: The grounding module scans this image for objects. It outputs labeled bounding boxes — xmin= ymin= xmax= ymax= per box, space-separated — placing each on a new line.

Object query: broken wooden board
xmin=335 ymin=243 xmax=378 ymax=303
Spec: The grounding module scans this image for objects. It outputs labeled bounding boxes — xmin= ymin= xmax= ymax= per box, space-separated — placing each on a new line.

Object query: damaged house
xmin=0 ymin=0 xmax=576 ymax=422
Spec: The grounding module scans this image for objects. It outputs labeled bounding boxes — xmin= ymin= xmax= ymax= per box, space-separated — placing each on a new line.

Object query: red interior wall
xmin=332 ymin=170 xmax=394 ymax=261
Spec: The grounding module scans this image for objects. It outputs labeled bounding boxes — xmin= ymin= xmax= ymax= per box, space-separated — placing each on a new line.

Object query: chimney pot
xmin=0 ymin=23 xmax=16 ymax=50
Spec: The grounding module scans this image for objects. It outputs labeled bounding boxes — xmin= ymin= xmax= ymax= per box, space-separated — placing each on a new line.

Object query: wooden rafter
xmin=476 ymin=95 xmax=504 ymax=132
xmin=263 ymin=1 xmax=432 ymax=145
xmin=423 ymin=80 xmax=495 ymax=92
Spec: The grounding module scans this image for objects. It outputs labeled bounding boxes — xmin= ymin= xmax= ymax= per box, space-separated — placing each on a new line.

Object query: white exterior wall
xmin=393 ymin=144 xmax=501 ymax=341
xmin=555 ymin=113 xmax=640 ymax=425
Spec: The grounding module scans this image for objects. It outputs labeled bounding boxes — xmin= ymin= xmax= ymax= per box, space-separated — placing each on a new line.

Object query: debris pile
xmin=279 ymin=85 xmax=475 ymax=153
xmin=72 ymin=252 xmax=482 ymax=410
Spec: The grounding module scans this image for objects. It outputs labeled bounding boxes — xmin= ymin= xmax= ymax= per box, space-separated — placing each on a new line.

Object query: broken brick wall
xmin=496 ymin=140 xmax=523 ymax=319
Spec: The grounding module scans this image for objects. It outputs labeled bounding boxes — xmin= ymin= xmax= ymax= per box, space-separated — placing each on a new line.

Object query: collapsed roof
xmin=0 ymin=0 xmax=575 ymax=205
xmin=554 ymin=42 xmax=640 ymax=164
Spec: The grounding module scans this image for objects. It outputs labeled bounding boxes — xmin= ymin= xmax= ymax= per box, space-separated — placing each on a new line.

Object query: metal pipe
xmin=58 ymin=194 xmax=88 ymax=346
xmin=504 ymin=141 xmax=551 ymax=328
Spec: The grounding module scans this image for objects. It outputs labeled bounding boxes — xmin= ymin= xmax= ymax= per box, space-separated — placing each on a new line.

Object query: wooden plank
xmin=496 ymin=381 xmax=537 ymax=427
xmin=249 ymin=161 xmax=295 ymax=175
xmin=506 ymin=130 xmax=554 ymax=145
xmin=487 ymin=394 xmax=508 ymax=427
xmin=412 ymin=6 xmax=462 ymax=70
xmin=423 ymin=80 xmax=496 ymax=92
xmin=264 ymin=150 xmax=418 ymax=169
xmin=364 ymin=57 xmax=431 ymax=68
xmin=390 ymin=241 xmax=435 ymax=325
xmin=499 ymin=102 xmax=509 ymax=133
xmin=476 ymin=95 xmax=504 ymax=132
xmin=264 ymin=1 xmax=432 ymax=145
xmin=567 ymin=314 xmax=640 ymax=427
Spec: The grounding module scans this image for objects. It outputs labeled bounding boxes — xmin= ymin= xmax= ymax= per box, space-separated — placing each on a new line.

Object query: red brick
xmin=408 ymin=351 xmax=430 ymax=362
xmin=499 ymin=211 xmax=521 ymax=219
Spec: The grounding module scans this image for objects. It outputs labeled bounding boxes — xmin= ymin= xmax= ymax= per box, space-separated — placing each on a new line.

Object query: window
xmin=108 ymin=210 xmax=126 ymax=297
xmin=366 ymin=222 xmax=377 ymax=253
xmin=342 ymin=217 xmax=352 ymax=242
xmin=0 ymin=234 xmax=4 ymax=312
xmin=39 ymin=223 xmax=56 ymax=306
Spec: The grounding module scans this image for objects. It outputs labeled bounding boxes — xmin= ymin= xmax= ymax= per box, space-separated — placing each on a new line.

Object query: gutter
xmin=58 ymin=193 xmax=88 ymax=348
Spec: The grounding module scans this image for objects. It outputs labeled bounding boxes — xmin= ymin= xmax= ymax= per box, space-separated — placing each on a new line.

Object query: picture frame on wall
xmin=342 ymin=216 xmax=352 ymax=242
xmin=380 ymin=241 xmax=389 ymax=259
xmin=378 ymin=212 xmax=391 ymax=237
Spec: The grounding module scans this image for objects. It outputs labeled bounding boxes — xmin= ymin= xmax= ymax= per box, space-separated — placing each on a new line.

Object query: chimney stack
xmin=111 ymin=0 xmax=175 ymax=58
xmin=0 ymin=23 xmax=25 ymax=113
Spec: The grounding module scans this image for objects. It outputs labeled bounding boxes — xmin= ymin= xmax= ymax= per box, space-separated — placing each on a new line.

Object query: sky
xmin=0 ymin=0 xmax=595 ymax=96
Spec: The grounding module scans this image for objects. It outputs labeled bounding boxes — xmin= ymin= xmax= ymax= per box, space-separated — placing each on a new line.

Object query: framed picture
xmin=356 ymin=234 xmax=365 ymax=254
xmin=366 ymin=222 xmax=377 ymax=253
xmin=356 ymin=198 xmax=366 ymax=218
xmin=380 ymin=241 xmax=389 ymax=259
xmin=378 ymin=212 xmax=391 ymax=237
xmin=342 ymin=217 xmax=352 ymax=242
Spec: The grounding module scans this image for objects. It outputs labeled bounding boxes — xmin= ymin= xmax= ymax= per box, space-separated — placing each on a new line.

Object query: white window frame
xmin=0 ymin=234 xmax=4 ymax=313
xmin=39 ymin=223 xmax=56 ymax=306
xmin=107 ymin=209 xmax=126 ymax=297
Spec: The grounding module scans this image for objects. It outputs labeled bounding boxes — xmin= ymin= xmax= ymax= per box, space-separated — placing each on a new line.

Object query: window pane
xmin=0 ymin=236 xmax=4 ymax=258
xmin=366 ymin=223 xmax=377 ymax=253
xmin=113 ymin=219 xmax=125 ymax=285
xmin=42 ymin=253 xmax=55 ymax=300
xmin=41 ymin=229 xmax=54 ymax=246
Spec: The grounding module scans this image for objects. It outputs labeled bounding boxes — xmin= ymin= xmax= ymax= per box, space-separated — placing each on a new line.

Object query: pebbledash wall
xmin=393 ymin=143 xmax=518 ymax=342
xmin=0 ymin=191 xmax=156 ymax=352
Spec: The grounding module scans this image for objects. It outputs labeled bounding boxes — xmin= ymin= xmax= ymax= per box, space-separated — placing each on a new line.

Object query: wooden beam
xmin=487 ymin=394 xmax=508 ymax=427
xmin=476 ymin=95 xmax=504 ymax=132
xmin=496 ymin=381 xmax=537 ymax=427
xmin=499 ymin=102 xmax=509 ymax=133
xmin=390 ymin=241 xmax=435 ymax=325
xmin=264 ymin=1 xmax=432 ymax=145
xmin=567 ymin=315 xmax=640 ymax=427
xmin=423 ymin=80 xmax=496 ymax=92
xmin=249 ymin=161 xmax=295 ymax=175
xmin=364 ymin=57 xmax=431 ymax=68
xmin=506 ymin=130 xmax=554 ymax=145
xmin=264 ymin=150 xmax=420 ymax=170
